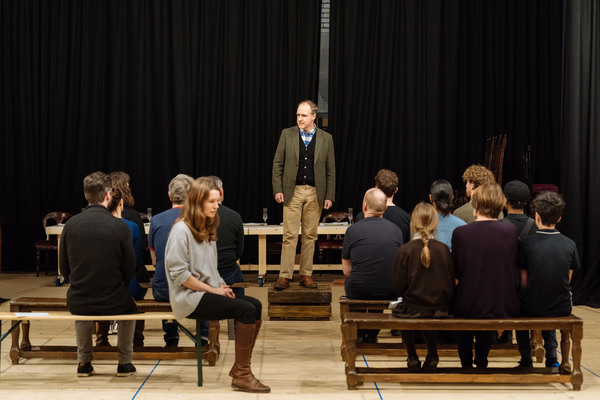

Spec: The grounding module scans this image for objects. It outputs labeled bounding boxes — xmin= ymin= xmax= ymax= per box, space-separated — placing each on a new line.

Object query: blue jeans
xmin=219 ymin=266 xmax=245 ymax=298
xmin=128 ymin=276 xmax=148 ymax=300
xmin=152 ymin=286 xmax=180 ymax=344
xmin=543 ymin=330 xmax=558 ymax=360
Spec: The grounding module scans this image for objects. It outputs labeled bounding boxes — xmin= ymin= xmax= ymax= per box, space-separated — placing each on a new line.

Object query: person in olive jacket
xmin=60 ymin=171 xmax=138 ymax=378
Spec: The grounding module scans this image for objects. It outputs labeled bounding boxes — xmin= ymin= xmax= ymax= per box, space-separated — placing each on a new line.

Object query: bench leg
xmin=195 ymin=320 xmax=204 ymax=387
xmin=227 ymin=319 xmax=235 ymax=340
xmin=531 ymin=330 xmax=545 ymax=363
xmin=20 ymin=320 xmax=32 ymax=351
xmin=559 ymin=329 xmax=572 ymax=376
xmin=9 ymin=321 xmax=22 ymax=364
xmin=571 ymin=324 xmax=583 ymax=391
xmin=344 ymin=321 xmax=359 ymax=390
xmin=340 ymin=323 xmax=346 ymax=362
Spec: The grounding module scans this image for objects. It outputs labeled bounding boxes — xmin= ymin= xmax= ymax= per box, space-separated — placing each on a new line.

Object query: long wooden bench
xmin=339 ymin=298 xmax=545 ymax=362
xmin=342 ymin=312 xmax=583 ymax=390
xmin=0 ymin=311 xmax=210 ymax=385
xmin=4 ymin=297 xmax=221 ymax=375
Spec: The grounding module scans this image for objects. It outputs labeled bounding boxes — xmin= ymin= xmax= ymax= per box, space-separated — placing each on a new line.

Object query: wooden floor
xmin=2 ymin=271 xmax=600 ymax=399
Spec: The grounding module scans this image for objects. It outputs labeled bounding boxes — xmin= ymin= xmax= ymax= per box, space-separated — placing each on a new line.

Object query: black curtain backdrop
xmin=329 ymin=0 xmax=563 ymax=215
xmin=563 ymin=0 xmax=600 ymax=307
xmin=0 ymin=0 xmax=321 ymax=271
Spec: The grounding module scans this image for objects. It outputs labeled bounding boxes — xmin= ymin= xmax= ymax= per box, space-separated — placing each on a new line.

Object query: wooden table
xmin=47 ymin=223 xmax=349 ymax=286
xmin=242 ymin=224 xmax=348 ymax=286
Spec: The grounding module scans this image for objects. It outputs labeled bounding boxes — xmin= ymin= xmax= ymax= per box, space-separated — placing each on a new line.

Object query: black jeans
xmin=188 ymin=293 xmax=262 ymax=324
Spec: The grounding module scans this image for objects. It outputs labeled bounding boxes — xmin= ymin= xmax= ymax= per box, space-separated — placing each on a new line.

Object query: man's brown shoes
xmin=299 ymin=275 xmax=318 ymax=288
xmin=273 ymin=277 xmax=290 ymax=291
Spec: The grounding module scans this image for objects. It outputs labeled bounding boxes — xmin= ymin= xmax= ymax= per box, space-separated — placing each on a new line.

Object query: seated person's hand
xmin=214 ymin=285 xmax=235 ymax=298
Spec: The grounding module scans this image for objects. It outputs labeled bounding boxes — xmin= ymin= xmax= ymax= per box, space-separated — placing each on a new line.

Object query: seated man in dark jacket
xmin=60 ymin=171 xmax=138 ymax=377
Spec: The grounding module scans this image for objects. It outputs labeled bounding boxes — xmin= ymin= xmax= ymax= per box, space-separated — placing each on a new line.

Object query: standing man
xmin=272 ymin=100 xmax=336 ymax=290
xmin=211 ymin=176 xmax=246 ymax=298
xmin=148 ymin=173 xmax=195 ymax=347
xmin=60 ymin=171 xmax=138 ymax=377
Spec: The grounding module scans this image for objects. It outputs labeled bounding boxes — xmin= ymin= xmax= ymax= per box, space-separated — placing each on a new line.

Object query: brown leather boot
xmin=96 ymin=321 xmax=111 ymax=346
xmin=231 ymin=322 xmax=270 ymax=393
xmin=230 ymin=320 xmax=262 ymax=377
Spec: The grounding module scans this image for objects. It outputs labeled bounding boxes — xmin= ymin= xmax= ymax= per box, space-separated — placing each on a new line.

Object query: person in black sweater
xmin=211 ymin=176 xmax=245 ymax=298
xmin=355 ymin=169 xmax=411 ymax=243
xmin=393 ymin=202 xmax=455 ymax=369
xmin=107 ymin=171 xmax=149 ymax=347
xmin=60 ymin=171 xmax=138 ymax=377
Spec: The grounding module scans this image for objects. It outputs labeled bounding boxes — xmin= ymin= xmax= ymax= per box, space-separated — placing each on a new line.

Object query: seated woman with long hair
xmin=165 ymin=177 xmax=269 ymax=393
xmin=393 ymin=202 xmax=455 ymax=369
xmin=451 ymin=183 xmax=520 ymax=369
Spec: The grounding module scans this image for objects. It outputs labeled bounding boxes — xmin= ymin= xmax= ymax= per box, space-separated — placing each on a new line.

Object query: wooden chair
xmin=34 ymin=212 xmax=72 ymax=277
xmin=317 ymin=211 xmax=349 ymax=263
xmin=484 ymin=134 xmax=508 ymax=185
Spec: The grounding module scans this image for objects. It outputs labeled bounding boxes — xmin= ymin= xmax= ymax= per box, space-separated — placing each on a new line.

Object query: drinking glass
xmin=262 ymin=208 xmax=268 ymax=225
xmin=348 ymin=208 xmax=353 ymax=225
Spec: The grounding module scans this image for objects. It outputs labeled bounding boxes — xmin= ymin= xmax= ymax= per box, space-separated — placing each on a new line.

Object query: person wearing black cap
xmin=503 ymin=180 xmax=538 ymax=238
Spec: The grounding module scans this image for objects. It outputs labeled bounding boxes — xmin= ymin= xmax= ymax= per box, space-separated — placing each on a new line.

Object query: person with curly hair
xmin=453 ymin=165 xmax=504 ymax=223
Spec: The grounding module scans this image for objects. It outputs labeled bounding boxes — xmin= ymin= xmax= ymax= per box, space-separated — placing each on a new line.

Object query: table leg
xmin=258 ymin=235 xmax=267 ymax=286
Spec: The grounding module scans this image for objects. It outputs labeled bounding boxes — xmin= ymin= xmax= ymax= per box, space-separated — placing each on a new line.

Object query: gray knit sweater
xmin=164 ymin=220 xmax=225 ymax=320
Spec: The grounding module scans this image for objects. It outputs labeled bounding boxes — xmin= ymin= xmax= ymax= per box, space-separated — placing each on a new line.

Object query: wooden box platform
xmin=268 ymin=285 xmax=332 ymax=321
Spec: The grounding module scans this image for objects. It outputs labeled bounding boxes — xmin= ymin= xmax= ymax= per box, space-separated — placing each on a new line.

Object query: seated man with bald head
xmin=342 ymin=188 xmax=404 ymax=343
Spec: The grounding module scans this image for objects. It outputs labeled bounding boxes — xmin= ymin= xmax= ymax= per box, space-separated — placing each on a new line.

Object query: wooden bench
xmin=0 ymin=311 xmax=211 ymax=386
xmin=268 ymin=285 xmax=332 ymax=320
xmin=339 ymin=298 xmax=545 ymax=362
xmin=3 ymin=297 xmax=221 ymax=381
xmin=342 ymin=312 xmax=583 ymax=390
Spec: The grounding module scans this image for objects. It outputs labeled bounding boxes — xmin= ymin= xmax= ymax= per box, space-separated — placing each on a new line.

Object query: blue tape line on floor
xmin=362 ymin=355 xmax=384 ymax=400
xmin=132 ymin=359 xmax=161 ymax=399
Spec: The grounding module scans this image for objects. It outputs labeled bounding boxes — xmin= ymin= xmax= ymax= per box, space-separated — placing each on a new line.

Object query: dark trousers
xmin=455 ymin=331 xmax=495 ymax=368
xmin=401 ymin=330 xmax=438 ymax=356
xmin=188 ymin=293 xmax=262 ymax=324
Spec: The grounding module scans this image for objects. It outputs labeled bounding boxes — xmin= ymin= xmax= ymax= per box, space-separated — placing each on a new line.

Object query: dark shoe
xmin=299 ymin=275 xmax=317 ymax=288
xmin=96 ymin=321 xmax=111 ymax=346
xmin=407 ymin=355 xmax=421 ymax=370
xmin=363 ymin=334 xmax=378 ymax=344
xmin=390 ymin=329 xmax=401 ymax=337
xmin=77 ymin=362 xmax=94 ymax=377
xmin=515 ymin=359 xmax=533 ymax=369
xmin=546 ymin=357 xmax=560 ymax=368
xmin=231 ymin=322 xmax=270 ymax=393
xmin=422 ymin=354 xmax=439 ymax=369
xmin=116 ymin=363 xmax=136 ymax=377
xmin=273 ymin=277 xmax=290 ymax=290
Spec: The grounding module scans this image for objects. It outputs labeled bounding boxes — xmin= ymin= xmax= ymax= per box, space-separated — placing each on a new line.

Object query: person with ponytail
xmin=392 ymin=202 xmax=455 ymax=369
xmin=165 ymin=177 xmax=269 ymax=393
xmin=429 ymin=179 xmax=466 ymax=251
